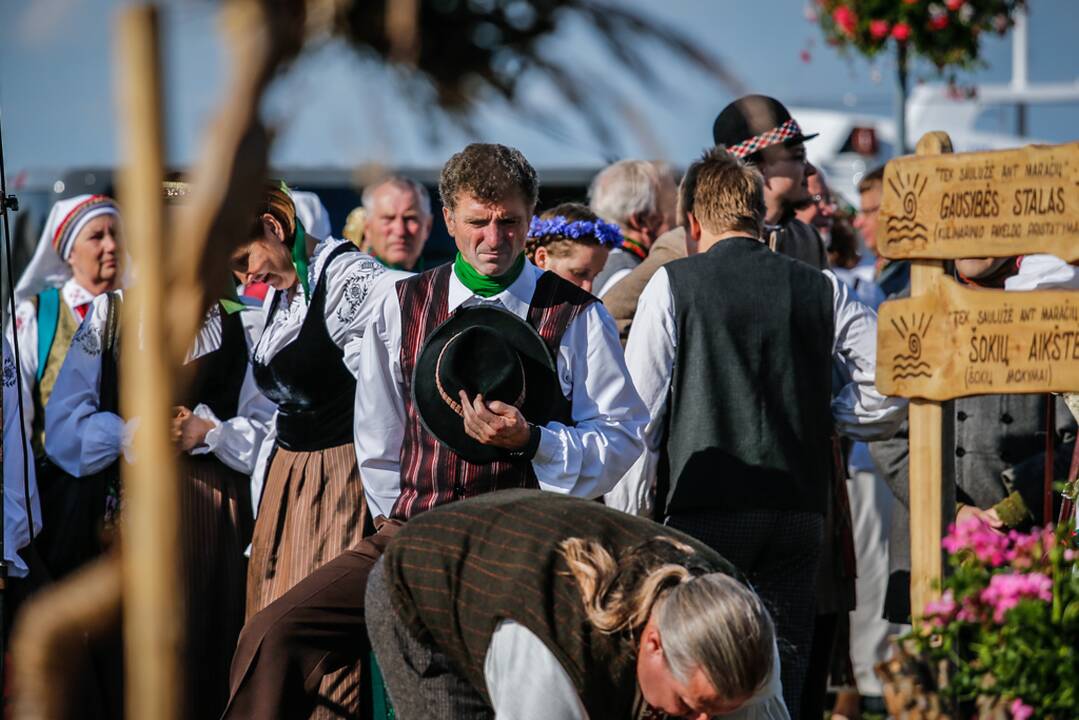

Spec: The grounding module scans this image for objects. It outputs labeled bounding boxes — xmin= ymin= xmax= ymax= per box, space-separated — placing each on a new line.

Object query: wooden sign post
xmin=877 ymin=133 xmax=1079 ymax=621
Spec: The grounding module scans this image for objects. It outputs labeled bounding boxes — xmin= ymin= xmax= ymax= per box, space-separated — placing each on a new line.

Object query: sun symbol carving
xmin=884 ymin=171 xmax=929 ymax=249
xmin=890 ymin=312 xmax=933 ymax=380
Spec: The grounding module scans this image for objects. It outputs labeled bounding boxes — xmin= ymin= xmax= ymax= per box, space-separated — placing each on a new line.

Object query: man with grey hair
xmin=362 ymin=175 xmax=433 ymax=271
xmin=588 ymin=159 xmax=676 ymax=297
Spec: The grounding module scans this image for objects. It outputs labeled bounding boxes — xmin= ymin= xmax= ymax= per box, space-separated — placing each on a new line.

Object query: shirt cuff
xmin=190 ymin=403 xmax=223 ymax=456
xmin=531 ymin=425 xmax=561 ymax=469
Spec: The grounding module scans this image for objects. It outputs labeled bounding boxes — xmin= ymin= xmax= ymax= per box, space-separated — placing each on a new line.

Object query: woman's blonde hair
xmin=560 ymin=536 xmax=774 ymax=701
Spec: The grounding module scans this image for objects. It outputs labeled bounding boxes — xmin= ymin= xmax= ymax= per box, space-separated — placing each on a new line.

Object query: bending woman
xmin=366 ymin=490 xmax=788 ymax=720
xmin=230 ymin=185 xmax=406 ymax=717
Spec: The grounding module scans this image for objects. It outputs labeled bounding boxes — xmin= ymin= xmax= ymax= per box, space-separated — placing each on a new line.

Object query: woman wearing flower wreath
xmin=526 ymin=203 xmax=623 ymax=294
xmin=228 ymin=183 xmax=409 ymax=718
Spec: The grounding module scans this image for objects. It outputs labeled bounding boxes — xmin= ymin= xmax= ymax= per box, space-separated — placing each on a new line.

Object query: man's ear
xmin=640 ymin=621 xmax=664 ymax=657
xmin=686 ymin=212 xmax=703 ymax=243
xmin=442 ymin=205 xmax=454 ymax=237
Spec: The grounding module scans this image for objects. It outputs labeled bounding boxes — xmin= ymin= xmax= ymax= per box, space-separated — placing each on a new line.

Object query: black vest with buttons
xmin=252 ymin=242 xmax=357 ymax=451
xmin=660 ymin=237 xmax=835 ymax=516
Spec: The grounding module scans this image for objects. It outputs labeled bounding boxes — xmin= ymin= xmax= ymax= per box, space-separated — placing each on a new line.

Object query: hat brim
xmin=784 ymin=132 xmax=818 ymax=146
xmin=413 ymin=305 xmax=560 ymax=464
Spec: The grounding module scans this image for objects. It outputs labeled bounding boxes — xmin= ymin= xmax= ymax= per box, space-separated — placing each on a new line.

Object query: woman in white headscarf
xmin=6 ymin=194 xmax=122 ymax=579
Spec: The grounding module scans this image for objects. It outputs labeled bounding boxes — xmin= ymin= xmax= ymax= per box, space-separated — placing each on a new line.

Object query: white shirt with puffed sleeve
xmin=355 ymin=260 xmax=648 ymax=519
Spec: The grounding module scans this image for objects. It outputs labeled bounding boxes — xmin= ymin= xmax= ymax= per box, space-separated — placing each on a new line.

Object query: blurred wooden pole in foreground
xmin=115 ymin=6 xmax=182 ymax=719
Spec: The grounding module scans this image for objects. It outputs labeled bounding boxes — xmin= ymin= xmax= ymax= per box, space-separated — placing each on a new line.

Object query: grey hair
xmin=560 ymin=537 xmax=774 ymax=702
xmin=657 ymin=574 xmax=775 ymax=700
xmin=588 ymin=159 xmax=662 ymax=228
xmin=362 ymin=175 xmax=432 ymax=218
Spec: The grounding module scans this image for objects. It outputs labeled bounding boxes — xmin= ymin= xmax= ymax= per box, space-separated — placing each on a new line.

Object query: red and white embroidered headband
xmin=726 ymin=118 xmax=805 ymax=159
xmin=53 ymin=195 xmax=119 ymax=261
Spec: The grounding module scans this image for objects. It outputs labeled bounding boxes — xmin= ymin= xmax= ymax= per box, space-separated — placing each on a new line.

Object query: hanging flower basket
xmin=813 ymin=0 xmax=1027 ymax=70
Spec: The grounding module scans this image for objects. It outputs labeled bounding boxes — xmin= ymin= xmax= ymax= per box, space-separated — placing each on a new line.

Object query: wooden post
xmin=114 ymin=6 xmax=182 ymax=719
xmin=907 ymin=131 xmax=953 ymax=620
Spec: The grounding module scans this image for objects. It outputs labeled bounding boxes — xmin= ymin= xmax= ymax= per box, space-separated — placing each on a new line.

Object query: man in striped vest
xmin=222 ymin=143 xmax=647 ymax=719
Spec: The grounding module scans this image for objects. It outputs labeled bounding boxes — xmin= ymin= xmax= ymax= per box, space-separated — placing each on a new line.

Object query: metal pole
xmin=895 ymin=42 xmax=909 ymax=156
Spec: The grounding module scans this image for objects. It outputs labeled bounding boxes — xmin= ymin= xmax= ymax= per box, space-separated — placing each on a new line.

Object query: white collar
xmin=62 ymin=278 xmax=99 ymax=310
xmin=446 ymin=259 xmax=541 ymax=320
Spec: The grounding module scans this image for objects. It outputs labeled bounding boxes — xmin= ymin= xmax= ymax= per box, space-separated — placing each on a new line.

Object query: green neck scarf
xmin=292 ymin=217 xmax=310 ymax=297
xmin=453 ymin=252 xmax=525 ymax=298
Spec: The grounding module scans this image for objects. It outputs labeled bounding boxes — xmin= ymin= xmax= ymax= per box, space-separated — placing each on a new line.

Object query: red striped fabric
xmin=390 ymin=265 xmax=592 ymax=520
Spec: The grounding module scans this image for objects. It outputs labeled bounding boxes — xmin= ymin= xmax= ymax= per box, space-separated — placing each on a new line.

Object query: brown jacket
xmin=602 ymin=221 xmax=827 ymax=347
xmin=601 ymin=227 xmax=687 ymax=346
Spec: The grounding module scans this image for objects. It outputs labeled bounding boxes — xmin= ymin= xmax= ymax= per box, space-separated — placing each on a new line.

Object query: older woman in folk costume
xmin=44 ymin=184 xmax=276 ymax=718
xmin=228 ymin=184 xmax=408 ymax=718
xmin=7 ymin=194 xmax=122 ymax=580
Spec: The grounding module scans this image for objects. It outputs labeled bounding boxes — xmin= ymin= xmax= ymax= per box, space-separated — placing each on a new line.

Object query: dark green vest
xmin=384 ymin=490 xmax=740 ymax=720
xmin=661 ymin=237 xmax=834 ymax=516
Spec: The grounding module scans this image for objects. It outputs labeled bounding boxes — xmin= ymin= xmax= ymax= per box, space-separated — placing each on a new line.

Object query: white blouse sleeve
xmin=4 ymin=338 xmax=41 ymax=578
xmin=826 ymin=270 xmax=908 ymax=441
xmin=531 ymin=301 xmax=648 ymax=499
xmin=317 ymin=243 xmax=411 ymax=378
xmin=190 ymin=364 xmax=276 ymax=475
xmin=354 ymin=291 xmax=406 ymax=520
xmin=605 ymin=268 xmax=677 ymax=516
xmin=9 ymin=299 xmax=40 ymax=426
xmin=484 ymin=620 xmax=589 ymax=720
xmin=44 ymin=296 xmax=135 ymax=477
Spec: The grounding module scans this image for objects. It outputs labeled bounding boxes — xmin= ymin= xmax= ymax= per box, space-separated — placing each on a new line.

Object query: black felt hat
xmin=712 ymin=94 xmax=818 ymax=156
xmin=412 ymin=306 xmax=560 ymax=464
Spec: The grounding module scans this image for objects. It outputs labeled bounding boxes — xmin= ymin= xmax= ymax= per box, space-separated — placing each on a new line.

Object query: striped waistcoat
xmin=391 ymin=263 xmax=594 ymax=521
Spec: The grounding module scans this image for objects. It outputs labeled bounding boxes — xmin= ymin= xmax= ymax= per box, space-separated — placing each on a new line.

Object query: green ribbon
xmin=453 ymin=252 xmax=525 ymax=298
xmin=292 ymin=217 xmax=309 ymax=297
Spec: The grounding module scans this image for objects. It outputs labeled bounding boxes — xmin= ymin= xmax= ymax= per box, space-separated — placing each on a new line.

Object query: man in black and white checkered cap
xmin=711 ymin=94 xmax=828 ymax=270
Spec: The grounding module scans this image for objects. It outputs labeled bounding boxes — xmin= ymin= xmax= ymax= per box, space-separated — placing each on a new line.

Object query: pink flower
xmin=832 ymin=5 xmax=857 ymax=35
xmin=869 ymin=19 xmax=890 ymax=39
xmin=891 ymin=22 xmax=912 ymax=41
xmin=980 ymin=572 xmax=1052 ymax=623
xmin=1010 ymin=698 xmax=1034 ymax=720
xmin=903 ymin=0 xmax=918 ymax=4
xmin=800 ymin=49 xmax=812 ymax=63
xmin=929 ymin=14 xmax=949 ymax=30
xmin=923 ymin=589 xmax=957 ymax=625
xmin=943 ymin=517 xmax=1010 ymax=566
xmin=945 ymin=0 xmax=962 ymax=9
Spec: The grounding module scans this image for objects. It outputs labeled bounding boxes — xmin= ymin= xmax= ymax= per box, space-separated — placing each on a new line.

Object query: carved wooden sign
xmin=877 ymin=276 xmax=1079 ymax=400
xmin=878 ymin=142 xmax=1079 ymax=262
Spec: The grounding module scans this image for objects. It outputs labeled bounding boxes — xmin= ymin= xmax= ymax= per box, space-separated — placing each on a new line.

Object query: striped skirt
xmin=246 ymin=441 xmax=370 ymax=719
xmin=179 ymin=455 xmax=254 ymax=720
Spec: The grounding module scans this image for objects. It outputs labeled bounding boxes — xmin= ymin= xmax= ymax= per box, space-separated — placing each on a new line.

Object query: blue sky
xmin=2 ymin=0 xmax=1077 ymax=179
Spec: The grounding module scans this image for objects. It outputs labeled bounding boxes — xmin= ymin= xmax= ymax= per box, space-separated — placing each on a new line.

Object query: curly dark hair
xmin=525 ymin=202 xmax=603 ymax=260
xmin=439 ymin=143 xmax=539 ymax=213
